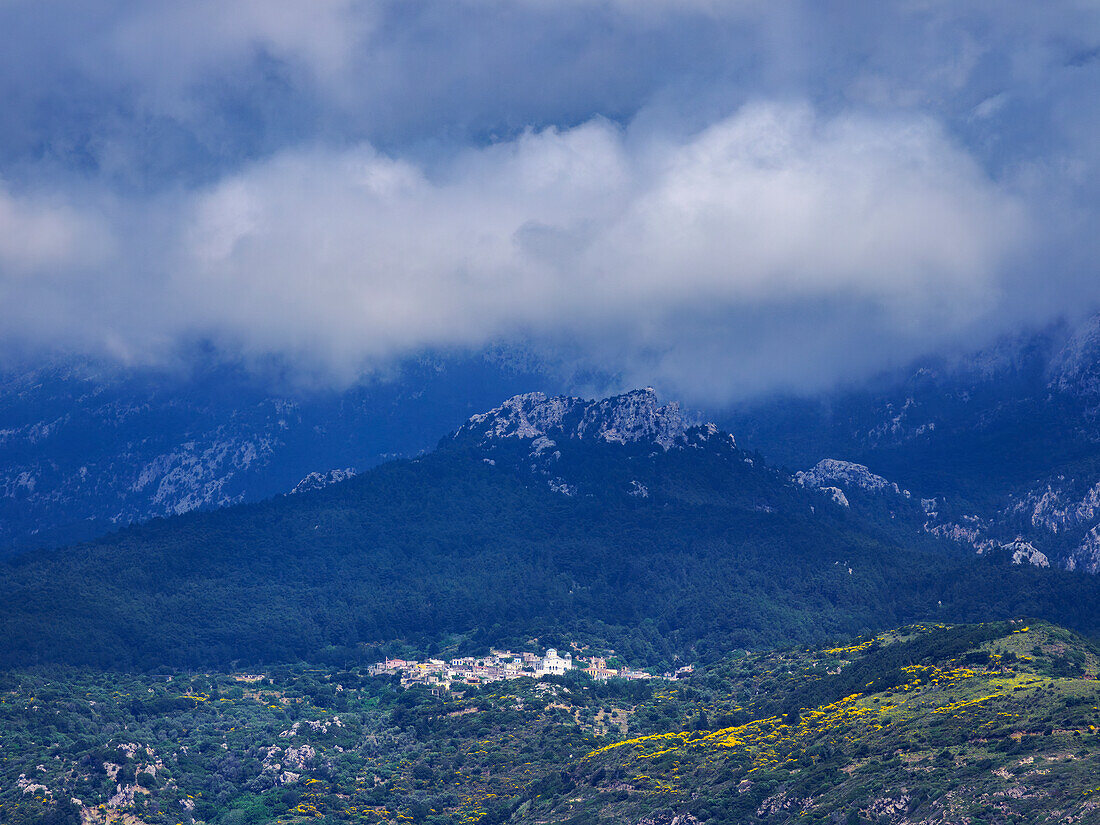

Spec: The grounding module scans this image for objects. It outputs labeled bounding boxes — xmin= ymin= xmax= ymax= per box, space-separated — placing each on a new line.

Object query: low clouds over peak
xmin=0 ymin=1 xmax=1096 ymax=401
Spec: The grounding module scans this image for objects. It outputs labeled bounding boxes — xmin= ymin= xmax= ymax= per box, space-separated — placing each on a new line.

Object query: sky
xmin=0 ymin=0 xmax=1098 ymax=403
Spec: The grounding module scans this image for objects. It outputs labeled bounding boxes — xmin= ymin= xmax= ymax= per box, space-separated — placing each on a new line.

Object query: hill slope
xmin=1 ymin=622 xmax=1097 ymax=825
xmin=725 ymin=313 xmax=1100 ymax=573
xmin=526 ymin=621 xmax=1100 ymax=825
xmin=1 ymin=390 xmax=1099 ymax=670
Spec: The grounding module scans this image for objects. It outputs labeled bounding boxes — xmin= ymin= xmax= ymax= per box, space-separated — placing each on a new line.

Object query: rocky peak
xmin=1000 ymin=538 xmax=1050 ymax=568
xmin=457 ymin=388 xmax=704 ymax=451
xmin=795 ymin=459 xmax=908 ymax=496
xmin=1067 ymin=526 xmax=1100 ymax=574
xmin=576 ymin=389 xmax=689 ymax=450
xmin=461 ymin=392 xmax=581 ymax=441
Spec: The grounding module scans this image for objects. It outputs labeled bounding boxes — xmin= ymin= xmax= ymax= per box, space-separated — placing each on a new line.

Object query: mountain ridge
xmin=9 ymin=311 xmax=1100 ymax=564
xmin=1 ymin=387 xmax=1099 ymax=672
xmin=455 ymin=388 xmax=703 ymax=452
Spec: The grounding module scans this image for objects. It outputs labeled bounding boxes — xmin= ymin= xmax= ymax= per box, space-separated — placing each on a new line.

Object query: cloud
xmin=0 ymin=186 xmax=108 ymax=273
xmin=0 ymin=103 xmax=1028 ymax=400
xmin=0 ymin=1 xmax=1096 ymax=401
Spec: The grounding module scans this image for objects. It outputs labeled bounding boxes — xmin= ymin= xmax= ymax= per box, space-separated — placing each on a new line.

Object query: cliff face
xmin=452 ymin=388 xmax=740 ymax=499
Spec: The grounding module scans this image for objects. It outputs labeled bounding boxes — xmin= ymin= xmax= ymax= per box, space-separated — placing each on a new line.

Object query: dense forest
xmin=2 ymin=429 xmax=1099 ymax=671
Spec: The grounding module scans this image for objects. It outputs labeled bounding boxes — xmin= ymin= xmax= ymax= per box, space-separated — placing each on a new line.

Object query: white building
xmin=537 ymin=648 xmax=573 ymax=676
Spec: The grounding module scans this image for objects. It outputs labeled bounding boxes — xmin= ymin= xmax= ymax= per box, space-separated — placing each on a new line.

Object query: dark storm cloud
xmin=0 ymin=1 xmax=1097 ymax=402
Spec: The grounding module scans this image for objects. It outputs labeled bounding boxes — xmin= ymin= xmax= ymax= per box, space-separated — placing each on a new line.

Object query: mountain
xmin=2 ymin=388 xmax=1099 ymax=672
xmin=12 ymin=311 xmax=1100 ymax=576
xmin=1 ymin=620 xmax=1097 ymax=825
xmin=0 ymin=351 xmax=555 ymax=555
xmin=792 ymin=458 xmax=1056 ymax=569
xmin=726 ymin=312 xmax=1100 ymax=574
xmin=457 ymin=389 xmax=696 ymax=451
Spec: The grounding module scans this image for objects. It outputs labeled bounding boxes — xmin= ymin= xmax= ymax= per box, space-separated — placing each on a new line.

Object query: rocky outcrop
xmin=1000 ymin=538 xmax=1050 ymax=568
xmin=283 ymin=744 xmax=316 ymax=769
xmin=1006 ymin=477 xmax=1100 ymax=571
xmin=290 ymin=468 xmax=357 ymax=495
xmin=1049 ymin=313 xmax=1100 ymax=397
xmin=1012 ymin=477 xmax=1100 ymax=534
xmin=795 ymin=459 xmax=908 ymax=497
xmin=576 ymin=390 xmax=689 ymax=450
xmin=458 ymin=388 xmax=698 ymax=451
xmin=928 ymin=519 xmax=996 ymax=555
xmin=634 ymin=811 xmax=702 ymax=825
xmin=819 ymin=486 xmax=850 ymax=508
xmin=1068 ymin=526 xmax=1100 ymax=574
xmin=462 ymin=392 xmax=580 ymax=441
xmin=457 ymin=389 xmax=741 ymax=499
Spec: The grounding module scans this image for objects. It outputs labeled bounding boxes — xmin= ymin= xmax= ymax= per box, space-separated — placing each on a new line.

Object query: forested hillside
xmin=0 ymin=354 xmax=552 ymax=554
xmin=2 ymin=396 xmax=1099 ymax=671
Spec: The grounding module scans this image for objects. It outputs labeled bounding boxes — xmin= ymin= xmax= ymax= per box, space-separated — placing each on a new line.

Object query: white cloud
xmin=0 ymin=185 xmax=109 ymax=274
xmin=96 ymin=0 xmax=369 ymax=97
xmin=0 ymin=102 xmax=1025 ymax=399
xmin=0 ymin=0 xmax=1095 ymax=400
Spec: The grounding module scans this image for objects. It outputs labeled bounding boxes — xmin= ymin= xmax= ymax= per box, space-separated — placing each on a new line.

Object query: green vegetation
xmin=1 ymin=436 xmax=1099 ymax=672
xmin=1 ymin=622 xmax=1097 ymax=825
xmin=558 ymin=621 xmax=1100 ymax=824
xmin=4 ymin=428 xmax=1100 ymax=822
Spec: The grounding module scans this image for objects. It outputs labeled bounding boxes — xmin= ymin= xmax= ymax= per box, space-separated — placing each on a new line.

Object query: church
xmin=536 ymin=648 xmax=573 ymax=676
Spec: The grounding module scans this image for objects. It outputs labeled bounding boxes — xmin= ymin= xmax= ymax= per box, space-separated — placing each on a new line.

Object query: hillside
xmin=1 ymin=622 xmax=1096 ymax=825
xmin=0 ymin=353 xmax=552 ymax=554
xmin=725 ymin=314 xmax=1100 ymax=573
xmin=1 ymin=391 xmax=1099 ymax=671
xmin=544 ymin=621 xmax=1100 ymax=825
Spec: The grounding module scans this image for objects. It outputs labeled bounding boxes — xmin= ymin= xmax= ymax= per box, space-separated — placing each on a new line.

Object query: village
xmin=367 ymin=646 xmax=694 ymax=690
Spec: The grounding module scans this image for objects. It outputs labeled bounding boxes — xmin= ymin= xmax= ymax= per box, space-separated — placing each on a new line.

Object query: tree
xmin=693 ymin=710 xmax=710 ymax=731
